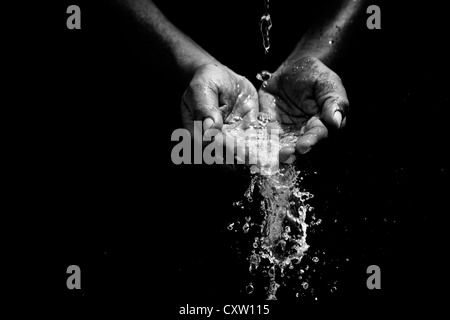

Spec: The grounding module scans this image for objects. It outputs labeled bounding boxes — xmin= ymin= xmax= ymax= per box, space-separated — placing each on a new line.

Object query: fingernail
xmin=203 ymin=118 xmax=214 ymax=131
xmin=285 ymin=154 xmax=296 ymax=164
xmin=298 ymin=145 xmax=311 ymax=154
xmin=333 ymin=109 xmax=343 ymax=129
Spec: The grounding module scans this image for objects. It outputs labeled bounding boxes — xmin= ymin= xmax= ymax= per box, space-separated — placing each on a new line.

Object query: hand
xmin=181 ymin=63 xmax=259 ymax=135
xmin=258 ymin=56 xmax=349 ymax=162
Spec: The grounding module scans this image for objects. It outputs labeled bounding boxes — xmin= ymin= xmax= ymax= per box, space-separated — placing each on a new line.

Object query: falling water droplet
xmin=246 ymin=283 xmax=254 ymax=294
xmin=268 ymin=266 xmax=276 ymax=277
xmin=256 ymin=70 xmax=272 ymax=82
xmin=233 ymin=201 xmax=242 ymax=207
xmin=260 ymin=0 xmax=272 ymax=54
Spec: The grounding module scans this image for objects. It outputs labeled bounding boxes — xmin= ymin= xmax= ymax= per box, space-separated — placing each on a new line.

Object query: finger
xmin=295 ymin=116 xmax=328 ymax=154
xmin=279 ymin=146 xmax=295 ymax=162
xmin=315 ymin=71 xmax=349 ymax=129
xmin=258 ymin=90 xmax=279 ymax=122
xmin=203 ymin=117 xmax=214 ymax=131
xmin=322 ymin=98 xmax=349 ymax=130
xmin=269 ymin=122 xmax=295 ymax=163
xmin=266 ymin=121 xmax=283 ymax=134
xmin=180 ymin=99 xmax=195 ymax=136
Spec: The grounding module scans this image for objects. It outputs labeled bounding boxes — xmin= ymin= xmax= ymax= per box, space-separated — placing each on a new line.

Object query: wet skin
xmin=258 ymin=56 xmax=349 ymax=162
xmin=181 ymin=57 xmax=349 ymax=164
xmin=181 ymin=63 xmax=259 ymax=135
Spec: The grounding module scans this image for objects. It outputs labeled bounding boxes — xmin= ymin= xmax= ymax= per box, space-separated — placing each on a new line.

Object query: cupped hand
xmin=181 ymin=63 xmax=259 ymax=135
xmin=258 ymin=56 xmax=349 ymax=162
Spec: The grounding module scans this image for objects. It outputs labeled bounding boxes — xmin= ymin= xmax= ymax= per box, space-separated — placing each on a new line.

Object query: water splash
xmin=245 ymin=166 xmax=313 ymax=300
xmin=256 ymin=70 xmax=272 ymax=83
xmin=223 ymin=113 xmax=315 ymax=300
xmin=260 ymin=0 xmax=272 ymax=54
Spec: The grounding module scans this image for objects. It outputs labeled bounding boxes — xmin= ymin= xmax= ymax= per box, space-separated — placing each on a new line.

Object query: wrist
xmin=177 ymin=50 xmax=221 ymax=82
xmin=188 ymin=56 xmax=219 ymax=75
xmin=276 ymin=54 xmax=319 ymax=74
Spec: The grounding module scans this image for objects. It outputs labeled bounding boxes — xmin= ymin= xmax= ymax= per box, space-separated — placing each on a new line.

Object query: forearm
xmin=281 ymin=0 xmax=367 ymax=68
xmin=116 ymin=0 xmax=217 ymax=81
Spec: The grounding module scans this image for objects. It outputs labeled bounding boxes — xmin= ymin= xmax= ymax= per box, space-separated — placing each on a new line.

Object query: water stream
xmin=223 ymin=113 xmax=314 ymax=300
xmin=260 ymin=0 xmax=272 ymax=54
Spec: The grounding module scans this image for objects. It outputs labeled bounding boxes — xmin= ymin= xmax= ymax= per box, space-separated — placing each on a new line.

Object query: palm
xmin=258 ymin=57 xmax=349 ymax=155
xmin=258 ymin=57 xmax=327 ymax=131
xmin=219 ymin=73 xmax=259 ymax=126
xmin=181 ymin=64 xmax=258 ymax=133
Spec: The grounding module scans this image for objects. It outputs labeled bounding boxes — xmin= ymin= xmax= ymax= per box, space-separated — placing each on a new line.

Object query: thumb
xmin=321 ymin=97 xmax=349 ymax=130
xmin=183 ymin=81 xmax=223 ymax=132
xmin=315 ymin=72 xmax=349 ymax=130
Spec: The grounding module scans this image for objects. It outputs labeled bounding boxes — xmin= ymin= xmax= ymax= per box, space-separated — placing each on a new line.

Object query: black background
xmin=15 ymin=0 xmax=449 ymax=316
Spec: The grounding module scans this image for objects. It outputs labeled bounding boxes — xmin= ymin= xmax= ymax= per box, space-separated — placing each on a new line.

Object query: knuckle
xmin=186 ymin=79 xmax=206 ymax=98
xmin=188 ymin=78 xmax=204 ymax=92
xmin=332 ymin=73 xmax=343 ymax=84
